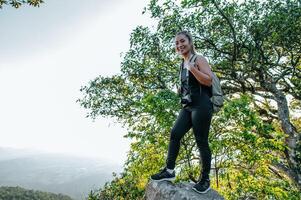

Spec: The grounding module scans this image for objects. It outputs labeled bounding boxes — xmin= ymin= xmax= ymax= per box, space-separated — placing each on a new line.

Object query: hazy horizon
xmin=0 ymin=146 xmax=123 ymax=200
xmin=0 ymin=0 xmax=156 ymax=164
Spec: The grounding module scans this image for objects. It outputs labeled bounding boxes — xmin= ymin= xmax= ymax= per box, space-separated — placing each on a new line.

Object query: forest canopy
xmin=0 ymin=186 xmax=73 ymax=200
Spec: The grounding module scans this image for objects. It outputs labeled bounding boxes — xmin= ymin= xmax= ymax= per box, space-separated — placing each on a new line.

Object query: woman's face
xmin=175 ymin=34 xmax=191 ymax=55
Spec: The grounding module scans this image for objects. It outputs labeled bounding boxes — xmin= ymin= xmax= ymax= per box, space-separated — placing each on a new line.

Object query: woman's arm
xmin=189 ymin=55 xmax=213 ymax=87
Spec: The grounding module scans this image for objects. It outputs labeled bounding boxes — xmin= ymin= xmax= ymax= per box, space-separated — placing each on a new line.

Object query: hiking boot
xmin=192 ymin=178 xmax=211 ymax=194
xmin=150 ymin=167 xmax=175 ymax=182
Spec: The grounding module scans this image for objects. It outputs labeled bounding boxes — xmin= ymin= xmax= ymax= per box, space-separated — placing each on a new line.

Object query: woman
xmin=150 ymin=31 xmax=214 ymax=194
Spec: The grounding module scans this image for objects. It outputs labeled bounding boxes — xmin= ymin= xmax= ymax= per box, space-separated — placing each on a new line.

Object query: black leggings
xmin=166 ymin=95 xmax=213 ymax=180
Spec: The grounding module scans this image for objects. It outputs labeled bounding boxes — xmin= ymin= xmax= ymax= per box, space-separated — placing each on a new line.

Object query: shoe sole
xmin=192 ymin=187 xmax=211 ymax=194
xmin=150 ymin=177 xmax=176 ymax=182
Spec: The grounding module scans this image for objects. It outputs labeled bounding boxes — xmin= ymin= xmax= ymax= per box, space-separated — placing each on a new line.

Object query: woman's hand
xmin=184 ymin=61 xmax=195 ymax=71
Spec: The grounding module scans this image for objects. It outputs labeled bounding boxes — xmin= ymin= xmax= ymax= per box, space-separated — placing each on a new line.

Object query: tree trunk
xmin=267 ymin=83 xmax=301 ymax=189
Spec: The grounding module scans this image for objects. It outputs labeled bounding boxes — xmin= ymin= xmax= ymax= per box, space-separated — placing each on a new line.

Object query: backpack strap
xmin=178 ymin=53 xmax=198 ymax=95
xmin=179 ymin=53 xmax=195 ymax=85
xmin=179 ymin=59 xmax=184 ymax=87
xmin=190 ymin=54 xmax=197 ymax=63
xmin=190 ymin=54 xmax=202 ymax=95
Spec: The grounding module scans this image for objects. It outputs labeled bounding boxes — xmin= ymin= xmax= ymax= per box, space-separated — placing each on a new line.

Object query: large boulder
xmin=146 ymin=180 xmax=224 ymax=200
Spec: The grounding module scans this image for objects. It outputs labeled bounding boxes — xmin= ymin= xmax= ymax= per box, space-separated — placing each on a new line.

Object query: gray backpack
xmin=178 ymin=54 xmax=224 ymax=113
xmin=210 ymin=72 xmax=224 ymax=113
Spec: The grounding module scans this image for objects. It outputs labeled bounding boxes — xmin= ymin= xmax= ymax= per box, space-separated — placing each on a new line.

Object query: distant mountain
xmin=0 ymin=186 xmax=73 ymax=200
xmin=0 ymin=147 xmax=122 ymax=200
xmin=0 ymin=147 xmax=38 ymax=161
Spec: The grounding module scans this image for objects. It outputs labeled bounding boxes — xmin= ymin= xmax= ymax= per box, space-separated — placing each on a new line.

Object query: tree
xmin=145 ymin=0 xmax=301 ymax=188
xmin=78 ymin=0 xmax=301 ymax=198
xmin=0 ymin=0 xmax=43 ymax=9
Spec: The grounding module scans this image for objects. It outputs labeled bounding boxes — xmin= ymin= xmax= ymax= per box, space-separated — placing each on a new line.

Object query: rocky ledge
xmin=146 ymin=180 xmax=224 ymax=200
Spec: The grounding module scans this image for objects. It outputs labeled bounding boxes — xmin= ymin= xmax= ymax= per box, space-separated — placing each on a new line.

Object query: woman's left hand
xmin=184 ymin=62 xmax=195 ymax=71
xmin=186 ymin=61 xmax=195 ymax=71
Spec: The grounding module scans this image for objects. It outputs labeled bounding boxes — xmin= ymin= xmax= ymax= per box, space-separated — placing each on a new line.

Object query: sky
xmin=0 ymin=0 xmax=157 ymax=165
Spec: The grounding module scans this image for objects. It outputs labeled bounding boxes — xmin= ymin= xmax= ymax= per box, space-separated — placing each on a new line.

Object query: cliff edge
xmin=146 ymin=180 xmax=224 ymax=200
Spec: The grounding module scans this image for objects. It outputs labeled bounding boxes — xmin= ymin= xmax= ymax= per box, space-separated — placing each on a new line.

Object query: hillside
xmin=0 ymin=147 xmax=122 ymax=200
xmin=0 ymin=186 xmax=73 ymax=200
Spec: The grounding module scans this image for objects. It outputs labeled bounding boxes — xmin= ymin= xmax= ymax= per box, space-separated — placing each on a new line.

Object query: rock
xmin=146 ymin=180 xmax=224 ymax=200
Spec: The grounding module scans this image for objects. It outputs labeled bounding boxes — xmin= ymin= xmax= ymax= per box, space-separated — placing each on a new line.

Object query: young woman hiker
xmin=150 ymin=30 xmax=214 ymax=194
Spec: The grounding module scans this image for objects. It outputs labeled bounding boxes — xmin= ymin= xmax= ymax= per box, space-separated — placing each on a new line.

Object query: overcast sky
xmin=0 ymin=0 xmax=156 ymax=164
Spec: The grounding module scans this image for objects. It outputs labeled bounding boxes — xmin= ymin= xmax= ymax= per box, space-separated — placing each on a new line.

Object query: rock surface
xmin=146 ymin=180 xmax=224 ymax=200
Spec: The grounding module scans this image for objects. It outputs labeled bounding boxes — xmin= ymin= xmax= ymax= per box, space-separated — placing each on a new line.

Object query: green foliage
xmin=210 ymin=95 xmax=299 ymax=199
xmin=0 ymin=186 xmax=73 ymax=200
xmin=0 ymin=0 xmax=43 ymax=9
xmin=77 ymin=0 xmax=301 ymax=199
xmin=98 ymin=142 xmax=164 ymax=200
xmin=87 ymin=189 xmax=101 ymax=200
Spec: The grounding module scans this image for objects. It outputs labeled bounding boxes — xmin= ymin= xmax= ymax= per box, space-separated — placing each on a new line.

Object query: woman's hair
xmin=175 ymin=30 xmax=197 ymax=54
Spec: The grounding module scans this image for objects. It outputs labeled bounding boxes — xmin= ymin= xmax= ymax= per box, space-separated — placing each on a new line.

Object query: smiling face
xmin=175 ymin=33 xmax=191 ymax=56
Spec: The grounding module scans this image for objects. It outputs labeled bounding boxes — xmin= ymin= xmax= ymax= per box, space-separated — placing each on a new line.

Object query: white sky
xmin=0 ymin=0 xmax=157 ymax=164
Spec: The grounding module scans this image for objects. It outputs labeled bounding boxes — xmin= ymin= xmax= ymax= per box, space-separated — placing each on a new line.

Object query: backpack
xmin=178 ymin=54 xmax=224 ymax=113
xmin=210 ymin=71 xmax=224 ymax=113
